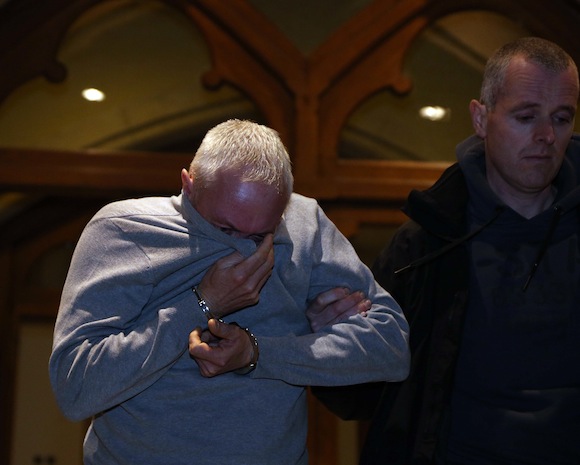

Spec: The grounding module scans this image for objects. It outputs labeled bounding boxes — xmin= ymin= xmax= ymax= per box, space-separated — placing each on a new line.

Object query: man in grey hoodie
xmin=49 ymin=118 xmax=410 ymax=465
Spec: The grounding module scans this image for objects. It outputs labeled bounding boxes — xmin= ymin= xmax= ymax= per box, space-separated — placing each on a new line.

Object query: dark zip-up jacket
xmin=312 ymin=148 xmax=476 ymax=464
xmin=313 ymin=134 xmax=580 ymax=465
xmin=362 ymin=161 xmax=472 ymax=465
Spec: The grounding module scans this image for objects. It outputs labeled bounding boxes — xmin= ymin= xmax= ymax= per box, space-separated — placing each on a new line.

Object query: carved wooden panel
xmin=2 ymin=0 xmax=579 ymax=202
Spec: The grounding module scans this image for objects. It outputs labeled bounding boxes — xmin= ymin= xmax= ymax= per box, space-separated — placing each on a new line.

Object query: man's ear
xmin=469 ymin=99 xmax=488 ymax=138
xmin=181 ymin=168 xmax=194 ymax=196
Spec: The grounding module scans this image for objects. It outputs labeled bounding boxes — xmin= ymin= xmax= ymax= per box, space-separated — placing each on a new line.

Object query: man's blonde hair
xmin=189 ymin=119 xmax=294 ymax=198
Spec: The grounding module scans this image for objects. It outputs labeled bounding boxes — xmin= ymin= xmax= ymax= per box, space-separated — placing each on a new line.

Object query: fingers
xmin=198 ymin=235 xmax=275 ymax=317
xmin=309 ymin=287 xmax=350 ymax=315
xmin=212 ymin=251 xmax=246 ymax=269
xmin=189 ymin=324 xmax=223 ymax=377
xmin=189 ymin=327 xmax=203 ymax=346
xmin=188 ymin=321 xmax=252 ymax=377
xmin=324 ymin=294 xmax=371 ymax=325
xmin=220 ymin=234 xmax=273 ymax=281
xmin=233 ymin=234 xmax=274 ymax=287
xmin=206 ymin=318 xmax=234 ymax=339
xmin=306 ymin=287 xmax=372 ymax=332
xmin=342 ymin=292 xmax=372 ymax=316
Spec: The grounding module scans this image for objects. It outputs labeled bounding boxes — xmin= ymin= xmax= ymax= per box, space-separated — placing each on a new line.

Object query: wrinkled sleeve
xmin=253 ymin=205 xmax=410 ymax=388
xmin=48 ymin=217 xmax=199 ymax=421
xmin=310 ymin=220 xmax=419 ymax=420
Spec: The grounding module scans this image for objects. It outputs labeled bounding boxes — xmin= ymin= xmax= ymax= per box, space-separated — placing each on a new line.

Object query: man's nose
xmin=535 ymin=119 xmax=556 ymax=144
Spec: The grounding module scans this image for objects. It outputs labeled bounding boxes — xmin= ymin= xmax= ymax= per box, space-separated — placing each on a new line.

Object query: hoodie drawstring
xmin=395 ymin=207 xmax=504 ymax=275
xmin=522 ymin=205 xmax=563 ymax=291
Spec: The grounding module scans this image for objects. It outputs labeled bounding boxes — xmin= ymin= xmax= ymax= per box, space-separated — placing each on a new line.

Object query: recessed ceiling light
xmin=419 ymin=105 xmax=450 ymax=121
xmin=82 ymin=88 xmax=106 ymax=102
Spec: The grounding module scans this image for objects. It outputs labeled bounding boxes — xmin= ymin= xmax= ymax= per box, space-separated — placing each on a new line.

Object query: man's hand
xmin=189 ymin=319 xmax=255 ymax=377
xmin=197 ymin=235 xmax=275 ymax=318
xmin=306 ymin=287 xmax=371 ymax=332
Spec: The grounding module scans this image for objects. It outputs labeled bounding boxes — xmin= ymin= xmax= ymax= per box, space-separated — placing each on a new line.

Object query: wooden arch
xmin=2 ymin=0 xmax=580 ymax=201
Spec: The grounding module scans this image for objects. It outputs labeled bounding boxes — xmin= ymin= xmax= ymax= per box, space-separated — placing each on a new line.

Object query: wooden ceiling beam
xmin=0 ymin=147 xmax=190 ymax=196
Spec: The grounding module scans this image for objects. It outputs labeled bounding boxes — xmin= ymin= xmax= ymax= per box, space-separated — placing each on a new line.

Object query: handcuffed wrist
xmin=192 ymin=286 xmax=216 ymax=321
xmin=231 ymin=323 xmax=259 ymax=375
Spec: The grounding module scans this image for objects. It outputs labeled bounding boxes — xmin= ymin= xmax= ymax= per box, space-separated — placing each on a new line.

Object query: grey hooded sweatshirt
xmin=49 ymin=192 xmax=410 ymax=465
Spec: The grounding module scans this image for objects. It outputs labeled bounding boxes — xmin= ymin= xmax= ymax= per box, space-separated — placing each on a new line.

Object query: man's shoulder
xmin=403 ymin=163 xmax=467 ymax=233
xmin=94 ymin=196 xmax=178 ymax=221
xmin=286 ymin=192 xmax=319 ymax=213
xmin=288 ymin=192 xmax=317 ymax=205
xmin=282 ymin=193 xmax=326 ymax=234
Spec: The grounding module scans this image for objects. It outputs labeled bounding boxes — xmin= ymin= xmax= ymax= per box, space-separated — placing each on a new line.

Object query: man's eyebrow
xmin=509 ymin=102 xmax=540 ymax=112
xmin=558 ymin=104 xmax=577 ymax=115
xmin=509 ymin=102 xmax=576 ymax=114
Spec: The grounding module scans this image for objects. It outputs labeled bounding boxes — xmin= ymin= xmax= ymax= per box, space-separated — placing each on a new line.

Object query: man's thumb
xmin=208 ymin=318 xmax=233 ymax=338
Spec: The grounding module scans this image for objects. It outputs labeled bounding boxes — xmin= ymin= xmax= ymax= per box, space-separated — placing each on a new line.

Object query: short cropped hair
xmin=189 ymin=119 xmax=294 ymax=197
xmin=480 ymin=37 xmax=578 ymax=109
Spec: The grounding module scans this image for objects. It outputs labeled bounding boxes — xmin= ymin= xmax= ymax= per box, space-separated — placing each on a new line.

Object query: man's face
xmin=191 ymin=170 xmax=288 ymax=244
xmin=470 ymin=57 xmax=578 ymax=200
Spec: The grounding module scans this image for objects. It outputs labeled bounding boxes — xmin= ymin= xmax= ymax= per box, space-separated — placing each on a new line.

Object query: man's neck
xmin=493 ymin=184 xmax=556 ymax=219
